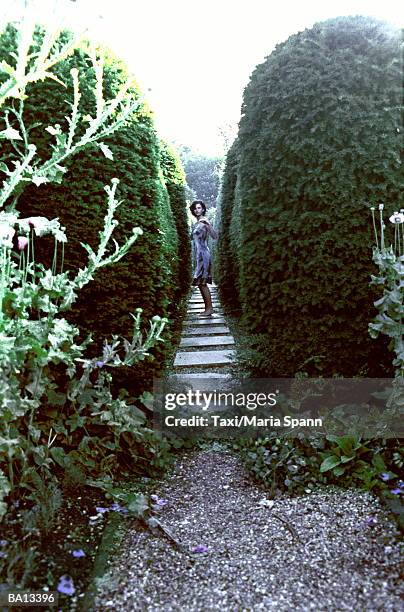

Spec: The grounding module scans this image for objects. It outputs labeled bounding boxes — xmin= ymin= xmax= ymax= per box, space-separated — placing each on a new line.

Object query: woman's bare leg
xmin=198 ymin=284 xmax=213 ymax=316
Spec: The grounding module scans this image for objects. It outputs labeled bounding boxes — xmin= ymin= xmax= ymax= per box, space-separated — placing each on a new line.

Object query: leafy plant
xmin=0 ymin=24 xmax=190 ymax=395
xmin=368 ymin=204 xmax=404 ymax=377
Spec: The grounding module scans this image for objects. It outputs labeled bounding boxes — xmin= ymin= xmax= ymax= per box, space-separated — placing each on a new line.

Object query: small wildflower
xmin=192 ymin=544 xmax=209 ymax=554
xmin=26 ymin=216 xmax=50 ymax=236
xmin=389 ymin=212 xmax=404 ymax=224
xmin=57 ymin=575 xmax=75 ymax=596
xmin=0 ymin=552 xmax=7 ymax=558
xmin=95 ymin=361 xmax=105 ymax=368
xmin=17 ymin=236 xmax=29 ymax=251
xmin=365 ymin=517 xmax=378 ymax=527
xmin=390 ymin=488 xmax=402 ymax=495
xmin=0 ymin=540 xmax=8 ymax=546
xmin=110 ymin=502 xmax=128 ymax=513
xmin=95 ymin=506 xmax=109 ymax=514
xmin=150 ymin=495 xmax=167 ymax=506
xmin=0 ymin=222 xmax=15 ymax=246
xmin=1 ymin=126 xmax=22 ymax=140
xmin=71 ymin=549 xmax=86 ymax=558
xmin=378 ymin=203 xmax=384 ymax=210
xmin=379 ymin=473 xmax=391 ymax=481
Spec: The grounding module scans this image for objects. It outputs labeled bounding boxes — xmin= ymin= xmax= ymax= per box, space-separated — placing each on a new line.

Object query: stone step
xmin=168 ymin=372 xmax=233 ymax=380
xmin=191 ymin=291 xmax=218 ymax=296
xmin=186 ymin=310 xmax=224 ymax=317
xmin=174 ymin=349 xmax=236 ymax=368
xmin=188 ymin=300 xmax=220 ymax=306
xmin=187 ymin=304 xmax=221 ymax=310
xmin=182 ymin=325 xmax=231 ymax=336
xmin=180 ymin=335 xmax=235 ymax=348
xmin=183 ymin=317 xmax=226 ymax=326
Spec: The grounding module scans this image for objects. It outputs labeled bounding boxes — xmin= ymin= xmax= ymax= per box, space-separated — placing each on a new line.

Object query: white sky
xmin=2 ymin=0 xmax=403 ymax=156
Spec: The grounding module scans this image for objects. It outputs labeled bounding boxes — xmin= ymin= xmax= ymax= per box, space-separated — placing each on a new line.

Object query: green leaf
xmin=50 ymin=446 xmax=67 ymax=467
xmin=320 ymin=455 xmax=341 ymax=472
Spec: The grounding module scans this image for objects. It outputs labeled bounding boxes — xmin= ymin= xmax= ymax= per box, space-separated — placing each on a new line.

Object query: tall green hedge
xmin=0 ymin=25 xmax=188 ymax=391
xmin=215 ymin=141 xmax=241 ymax=308
xmin=218 ymin=16 xmax=402 ymax=376
xmin=158 ymin=140 xmax=191 ymax=302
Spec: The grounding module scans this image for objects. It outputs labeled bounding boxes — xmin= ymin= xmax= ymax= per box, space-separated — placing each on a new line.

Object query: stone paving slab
xmin=182 ymin=326 xmax=231 ymax=336
xmin=188 ymin=302 xmax=221 ymax=307
xmin=187 ymin=306 xmax=221 ymax=311
xmin=186 ymin=312 xmax=224 ymax=318
xmin=187 ymin=309 xmax=222 ymax=314
xmin=180 ymin=336 xmax=235 ymax=348
xmin=183 ymin=318 xmax=226 ymax=326
xmin=168 ymin=372 xmax=234 ymax=379
xmin=174 ymin=350 xmax=236 ymax=367
xmin=189 ymin=298 xmax=219 ymax=302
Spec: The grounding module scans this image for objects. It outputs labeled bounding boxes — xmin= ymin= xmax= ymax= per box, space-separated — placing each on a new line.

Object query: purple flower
xmin=95 ymin=506 xmax=109 ymax=514
xmin=0 ymin=551 xmax=7 ymax=558
xmin=57 ymin=575 xmax=75 ymax=596
xmin=95 ymin=361 xmax=105 ymax=368
xmin=365 ymin=517 xmax=378 ymax=527
xmin=390 ymin=488 xmax=402 ymax=495
xmin=192 ymin=544 xmax=209 ymax=554
xmin=71 ymin=549 xmax=86 ymax=558
xmin=110 ymin=503 xmax=128 ymax=513
xmin=150 ymin=494 xmax=167 ymax=506
xmin=380 ymin=473 xmax=390 ymax=481
xmin=0 ymin=540 xmax=7 ymax=546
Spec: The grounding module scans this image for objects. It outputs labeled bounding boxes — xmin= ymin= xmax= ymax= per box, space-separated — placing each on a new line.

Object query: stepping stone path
xmin=173 ymin=283 xmax=236 ymax=375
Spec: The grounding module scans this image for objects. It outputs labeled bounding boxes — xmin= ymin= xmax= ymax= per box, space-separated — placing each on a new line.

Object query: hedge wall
xmin=158 ymin=140 xmax=191 ymax=302
xmin=215 ymin=141 xmax=241 ymax=308
xmin=218 ymin=16 xmax=402 ymax=376
xmin=0 ymin=26 xmax=188 ymax=391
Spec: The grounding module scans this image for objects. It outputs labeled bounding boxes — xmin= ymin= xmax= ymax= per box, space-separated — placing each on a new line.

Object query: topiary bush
xmin=215 ymin=140 xmax=241 ymax=309
xmin=0 ymin=25 xmax=188 ymax=391
xmin=158 ymin=140 xmax=191 ymax=303
xmin=219 ymin=16 xmax=402 ymax=376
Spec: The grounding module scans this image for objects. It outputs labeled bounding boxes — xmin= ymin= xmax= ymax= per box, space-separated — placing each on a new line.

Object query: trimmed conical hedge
xmin=218 ymin=16 xmax=402 ymax=376
xmin=0 ymin=25 xmax=189 ymax=390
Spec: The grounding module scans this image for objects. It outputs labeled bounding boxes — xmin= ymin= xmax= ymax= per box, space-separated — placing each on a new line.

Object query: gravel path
xmin=94 ymin=448 xmax=403 ymax=611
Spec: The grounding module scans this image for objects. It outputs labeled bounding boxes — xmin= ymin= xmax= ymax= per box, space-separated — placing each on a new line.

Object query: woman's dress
xmin=191 ymin=221 xmax=212 ymax=286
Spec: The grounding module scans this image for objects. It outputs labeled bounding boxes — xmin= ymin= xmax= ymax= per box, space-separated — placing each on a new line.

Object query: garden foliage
xmin=0 ymin=24 xmax=190 ymax=391
xmin=217 ymin=16 xmax=402 ymax=376
xmin=235 ymin=434 xmax=403 ymax=526
xmin=0 ymin=20 xmax=185 ymax=586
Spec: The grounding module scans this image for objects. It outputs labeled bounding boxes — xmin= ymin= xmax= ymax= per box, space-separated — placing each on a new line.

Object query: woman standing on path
xmin=190 ymin=200 xmax=218 ymax=316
